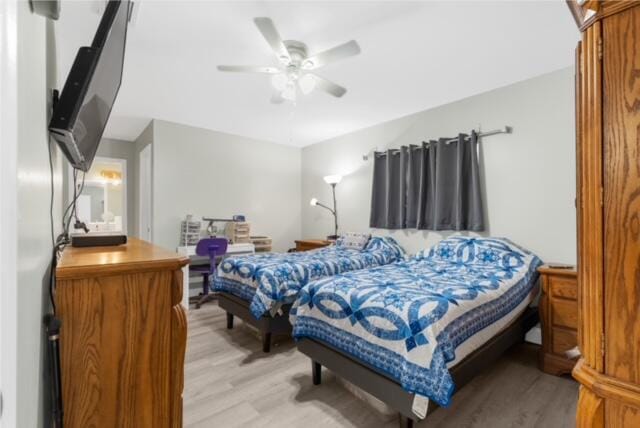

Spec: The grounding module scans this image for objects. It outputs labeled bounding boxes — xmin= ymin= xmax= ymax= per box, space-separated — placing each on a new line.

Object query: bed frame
xmin=217 ymin=291 xmax=292 ymax=353
xmin=296 ymin=306 xmax=539 ymax=428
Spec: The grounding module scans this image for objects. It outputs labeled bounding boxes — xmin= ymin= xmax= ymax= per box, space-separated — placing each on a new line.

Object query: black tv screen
xmin=49 ymin=0 xmax=130 ymax=172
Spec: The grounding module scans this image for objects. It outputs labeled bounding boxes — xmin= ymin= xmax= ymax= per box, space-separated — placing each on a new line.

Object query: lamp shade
xmin=323 ymin=175 xmax=342 ymax=185
xmin=310 ymin=198 xmax=318 ymax=206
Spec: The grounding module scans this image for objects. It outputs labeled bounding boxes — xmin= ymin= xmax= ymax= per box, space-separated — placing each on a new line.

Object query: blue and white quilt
xmin=213 ymin=237 xmax=406 ymax=319
xmin=290 ymin=236 xmax=542 ymax=409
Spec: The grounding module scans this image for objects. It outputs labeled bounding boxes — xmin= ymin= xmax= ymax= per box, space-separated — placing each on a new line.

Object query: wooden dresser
xmin=55 ymin=238 xmax=189 ymax=428
xmin=538 ymin=265 xmax=578 ymax=376
xmin=569 ymin=1 xmax=640 ymax=426
xmin=294 ymin=239 xmax=332 ymax=252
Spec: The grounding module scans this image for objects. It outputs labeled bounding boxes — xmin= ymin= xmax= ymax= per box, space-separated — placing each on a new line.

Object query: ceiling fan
xmin=217 ymin=17 xmax=361 ymax=104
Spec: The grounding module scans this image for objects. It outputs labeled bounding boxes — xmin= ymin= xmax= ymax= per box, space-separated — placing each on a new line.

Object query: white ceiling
xmin=55 ymin=1 xmax=579 ymax=147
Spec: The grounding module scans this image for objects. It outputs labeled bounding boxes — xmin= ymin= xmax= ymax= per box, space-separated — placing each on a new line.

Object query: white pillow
xmin=337 ymin=232 xmax=371 ymax=251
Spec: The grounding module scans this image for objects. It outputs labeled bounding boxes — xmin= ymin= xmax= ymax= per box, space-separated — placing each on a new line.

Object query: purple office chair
xmin=190 ymin=238 xmax=228 ymax=309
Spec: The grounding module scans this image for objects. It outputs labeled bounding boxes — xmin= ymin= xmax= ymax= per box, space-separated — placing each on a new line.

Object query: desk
xmin=176 ymin=242 xmax=255 ymax=309
xmin=177 ymin=242 xmax=255 ymax=260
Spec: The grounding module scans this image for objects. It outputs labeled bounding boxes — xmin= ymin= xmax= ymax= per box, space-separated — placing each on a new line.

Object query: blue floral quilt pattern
xmin=290 ymin=236 xmax=542 ymax=408
xmin=213 ymin=237 xmax=406 ymax=319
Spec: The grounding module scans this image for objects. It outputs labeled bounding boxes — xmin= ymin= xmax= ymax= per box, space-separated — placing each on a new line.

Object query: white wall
xmin=302 ymin=67 xmax=576 ymax=264
xmin=151 ymin=120 xmax=301 ymax=252
xmin=8 ymin=3 xmax=62 ymax=427
xmin=0 ymin=2 xmax=20 ymax=426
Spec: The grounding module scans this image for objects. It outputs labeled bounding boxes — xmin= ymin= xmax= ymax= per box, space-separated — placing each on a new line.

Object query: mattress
xmin=290 ymin=236 xmax=542 ymax=408
xmin=213 ymin=236 xmax=406 ymax=319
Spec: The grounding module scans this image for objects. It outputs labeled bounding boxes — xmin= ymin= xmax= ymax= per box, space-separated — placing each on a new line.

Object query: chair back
xmin=195 ymin=238 xmax=229 ymax=274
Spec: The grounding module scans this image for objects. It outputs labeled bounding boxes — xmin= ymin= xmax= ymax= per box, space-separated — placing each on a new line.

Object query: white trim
xmin=0 ymin=0 xmax=19 ymax=426
xmin=138 ymin=144 xmax=152 ymax=241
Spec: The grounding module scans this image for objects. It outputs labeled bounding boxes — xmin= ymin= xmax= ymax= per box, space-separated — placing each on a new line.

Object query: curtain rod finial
xmin=363 ymin=147 xmax=378 ymax=161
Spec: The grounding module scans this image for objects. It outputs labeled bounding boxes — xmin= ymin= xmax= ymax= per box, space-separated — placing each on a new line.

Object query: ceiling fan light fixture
xmin=218 ymin=17 xmax=360 ymax=103
xmin=271 ymin=73 xmax=288 ymax=91
xmin=281 ymin=82 xmax=297 ymax=101
xmin=298 ymin=74 xmax=316 ymax=95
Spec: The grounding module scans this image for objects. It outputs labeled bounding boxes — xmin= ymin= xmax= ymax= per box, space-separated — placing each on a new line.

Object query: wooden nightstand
xmin=538 ymin=264 xmax=578 ymax=376
xmin=295 ymin=239 xmax=332 ymax=252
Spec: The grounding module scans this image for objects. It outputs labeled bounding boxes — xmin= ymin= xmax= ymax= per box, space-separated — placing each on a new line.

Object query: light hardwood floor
xmin=184 ymin=303 xmax=578 ymax=428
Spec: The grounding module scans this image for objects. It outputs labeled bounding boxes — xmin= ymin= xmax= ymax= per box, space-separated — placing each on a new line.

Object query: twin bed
xmin=213 ymin=236 xmax=406 ymax=351
xmin=213 ymin=235 xmax=542 ymax=426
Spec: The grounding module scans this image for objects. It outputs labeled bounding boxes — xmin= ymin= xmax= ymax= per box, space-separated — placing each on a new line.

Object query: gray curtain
xmin=369 ymin=147 xmax=408 ymax=229
xmin=370 ymin=131 xmax=484 ymax=231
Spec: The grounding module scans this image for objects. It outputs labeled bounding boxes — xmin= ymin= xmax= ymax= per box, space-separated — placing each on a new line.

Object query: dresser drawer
xmin=549 ymin=276 xmax=577 ymax=300
xmin=552 ymin=327 xmax=577 ymax=355
xmin=538 ymin=265 xmax=577 ymax=376
xmin=551 ymin=298 xmax=578 ymax=329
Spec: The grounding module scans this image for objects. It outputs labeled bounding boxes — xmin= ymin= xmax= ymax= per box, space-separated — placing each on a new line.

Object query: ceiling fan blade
xmin=312 ymin=75 xmax=347 ymax=98
xmin=253 ymin=17 xmax=291 ymax=64
xmin=303 ymin=40 xmax=361 ymax=70
xmin=217 ymin=65 xmax=280 ymax=74
xmin=270 ymin=92 xmax=285 ymax=104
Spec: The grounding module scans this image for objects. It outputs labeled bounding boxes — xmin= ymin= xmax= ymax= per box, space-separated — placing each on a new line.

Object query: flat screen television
xmin=49 ymin=0 xmax=130 ymax=172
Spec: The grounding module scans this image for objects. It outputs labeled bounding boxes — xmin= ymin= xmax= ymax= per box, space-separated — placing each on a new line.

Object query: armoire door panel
xmin=577 ymin=21 xmax=605 ymax=373
xmin=603 ymin=5 xmax=640 ymax=385
xmin=605 ymin=401 xmax=640 ymax=428
xmin=577 ymin=385 xmax=604 ymax=428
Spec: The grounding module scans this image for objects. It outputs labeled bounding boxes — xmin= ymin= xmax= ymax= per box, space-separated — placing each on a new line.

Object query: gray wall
xmin=15 ymin=4 xmax=62 ymax=427
xmin=151 ymin=120 xmax=301 ymax=252
xmin=301 ymin=67 xmax=576 ymax=264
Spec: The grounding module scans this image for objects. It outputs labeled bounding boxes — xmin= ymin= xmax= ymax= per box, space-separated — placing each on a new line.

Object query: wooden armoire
xmin=569 ymin=1 xmax=640 ymax=426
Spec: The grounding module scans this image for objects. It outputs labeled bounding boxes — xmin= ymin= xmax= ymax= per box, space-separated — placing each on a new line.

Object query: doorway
xmin=68 ymin=157 xmax=128 ymax=234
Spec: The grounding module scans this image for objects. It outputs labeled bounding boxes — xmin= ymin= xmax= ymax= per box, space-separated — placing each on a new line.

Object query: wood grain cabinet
xmin=538 ymin=266 xmax=578 ymax=376
xmin=570 ymin=1 xmax=640 ymax=426
xmin=55 ymin=238 xmax=189 ymax=428
xmin=294 ymin=239 xmax=332 ymax=252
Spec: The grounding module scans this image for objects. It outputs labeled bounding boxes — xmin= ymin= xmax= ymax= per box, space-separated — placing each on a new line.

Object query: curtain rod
xmin=362 ymin=126 xmax=513 ymax=160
